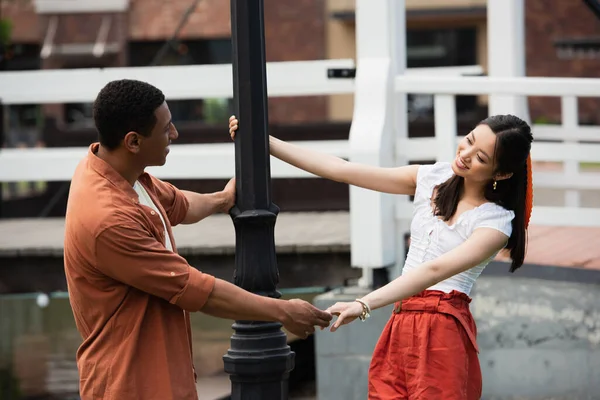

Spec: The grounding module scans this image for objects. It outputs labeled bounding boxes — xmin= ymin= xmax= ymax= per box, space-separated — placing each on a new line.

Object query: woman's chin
xmin=451 ymin=160 xmax=464 ymax=177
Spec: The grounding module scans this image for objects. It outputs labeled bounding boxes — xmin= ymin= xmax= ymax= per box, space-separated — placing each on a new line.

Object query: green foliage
xmin=532 ymin=116 xmax=558 ymax=125
xmin=0 ymin=19 xmax=12 ymax=46
xmin=0 ymin=366 xmax=22 ymax=399
xmin=203 ymin=98 xmax=231 ymax=125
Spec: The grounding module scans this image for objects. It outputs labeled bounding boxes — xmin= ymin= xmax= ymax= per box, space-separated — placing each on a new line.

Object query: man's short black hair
xmin=93 ymin=79 xmax=166 ymax=150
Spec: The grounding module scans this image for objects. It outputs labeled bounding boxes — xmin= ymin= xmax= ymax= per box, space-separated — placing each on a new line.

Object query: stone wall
xmin=314 ymin=266 xmax=600 ymax=399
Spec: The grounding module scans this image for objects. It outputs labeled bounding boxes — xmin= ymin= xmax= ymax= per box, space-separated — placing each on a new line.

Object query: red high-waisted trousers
xmin=368 ymin=290 xmax=481 ymax=400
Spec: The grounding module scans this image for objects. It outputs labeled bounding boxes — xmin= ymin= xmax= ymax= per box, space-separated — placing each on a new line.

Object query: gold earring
xmin=493 ymin=181 xmax=497 ymax=191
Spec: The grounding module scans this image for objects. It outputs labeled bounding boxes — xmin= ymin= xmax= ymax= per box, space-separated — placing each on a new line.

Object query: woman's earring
xmin=493 ymin=181 xmax=497 ymax=191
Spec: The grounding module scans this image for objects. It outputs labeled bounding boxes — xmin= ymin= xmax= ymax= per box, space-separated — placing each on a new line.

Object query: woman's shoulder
xmin=417 ymin=162 xmax=453 ymax=187
xmin=471 ymin=203 xmax=515 ymax=237
xmin=478 ymin=202 xmax=515 ymax=218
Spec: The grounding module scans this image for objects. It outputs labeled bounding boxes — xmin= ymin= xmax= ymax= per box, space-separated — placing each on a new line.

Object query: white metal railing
xmin=33 ymin=0 xmax=129 ymax=14
xmin=394 ymin=75 xmax=600 ymax=228
xmin=0 ymin=61 xmax=484 ymax=183
xmin=0 ymin=56 xmax=483 ymax=283
xmin=2 ymin=65 xmax=600 ymax=269
xmin=0 ymin=59 xmax=355 ymax=105
xmin=0 ymin=59 xmax=355 ymax=183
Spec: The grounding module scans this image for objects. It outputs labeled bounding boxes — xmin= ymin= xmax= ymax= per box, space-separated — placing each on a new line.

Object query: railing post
xmin=561 ymin=96 xmax=580 ymax=208
xmin=434 ymin=94 xmax=458 ymax=163
xmin=487 ymin=0 xmax=530 ymax=120
xmin=349 ymin=0 xmax=406 ymax=286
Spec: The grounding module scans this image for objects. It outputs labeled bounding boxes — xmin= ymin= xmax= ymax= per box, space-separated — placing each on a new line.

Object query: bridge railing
xmin=393 ymin=75 xmax=600 ymax=228
xmin=2 ymin=62 xmax=599 ymax=279
xmin=0 ymin=61 xmax=483 ymax=183
xmin=0 ymin=59 xmax=354 ymax=183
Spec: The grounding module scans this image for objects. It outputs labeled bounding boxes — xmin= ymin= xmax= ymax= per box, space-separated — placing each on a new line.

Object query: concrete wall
xmin=314 ymin=286 xmax=393 ymax=400
xmin=472 ymin=276 xmax=600 ymax=399
xmin=314 ymin=266 xmax=600 ymax=400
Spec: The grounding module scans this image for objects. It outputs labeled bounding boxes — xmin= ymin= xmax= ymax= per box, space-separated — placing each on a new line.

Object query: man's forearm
xmin=201 ymin=279 xmax=288 ymax=322
xmin=181 ymin=190 xmax=226 ymax=224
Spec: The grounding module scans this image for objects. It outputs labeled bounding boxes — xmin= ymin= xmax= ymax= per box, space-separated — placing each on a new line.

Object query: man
xmin=63 ymin=79 xmax=332 ymax=400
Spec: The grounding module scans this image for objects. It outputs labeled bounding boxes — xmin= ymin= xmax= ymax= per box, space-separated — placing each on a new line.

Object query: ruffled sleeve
xmin=473 ymin=205 xmax=515 ymax=238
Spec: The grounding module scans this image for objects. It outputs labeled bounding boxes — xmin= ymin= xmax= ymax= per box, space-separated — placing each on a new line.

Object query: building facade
xmin=2 ymin=0 xmax=600 ymax=132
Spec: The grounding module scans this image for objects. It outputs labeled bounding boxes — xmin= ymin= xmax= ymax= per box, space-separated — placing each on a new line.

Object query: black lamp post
xmin=0 ymin=98 xmax=4 ymax=219
xmin=222 ymin=0 xmax=295 ymax=399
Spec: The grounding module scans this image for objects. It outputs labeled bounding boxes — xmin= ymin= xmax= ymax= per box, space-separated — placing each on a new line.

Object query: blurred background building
xmin=3 ymin=0 xmax=600 ymax=129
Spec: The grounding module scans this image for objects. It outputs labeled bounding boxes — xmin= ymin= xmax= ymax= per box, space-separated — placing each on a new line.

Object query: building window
xmin=407 ymin=27 xmax=477 ymax=68
xmin=128 ymin=39 xmax=233 ymax=125
xmin=2 ymin=44 xmax=46 ymax=200
xmin=3 ymin=43 xmax=44 ymax=143
xmin=406 ymin=28 xmax=478 ymax=121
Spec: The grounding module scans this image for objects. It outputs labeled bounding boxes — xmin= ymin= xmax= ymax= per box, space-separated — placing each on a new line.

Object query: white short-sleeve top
xmin=402 ymin=162 xmax=515 ymax=295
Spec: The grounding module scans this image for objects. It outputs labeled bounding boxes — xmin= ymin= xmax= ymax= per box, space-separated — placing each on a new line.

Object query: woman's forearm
xmin=269 ymin=136 xmax=348 ymax=182
xmin=360 ymin=228 xmax=508 ymax=310
xmin=268 ymin=136 xmax=420 ymax=196
xmin=361 ymin=263 xmax=440 ymax=311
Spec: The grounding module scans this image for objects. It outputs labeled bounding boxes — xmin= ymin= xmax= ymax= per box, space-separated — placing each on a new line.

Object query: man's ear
xmin=123 ymin=131 xmax=142 ymax=154
xmin=495 ymin=172 xmax=513 ymax=181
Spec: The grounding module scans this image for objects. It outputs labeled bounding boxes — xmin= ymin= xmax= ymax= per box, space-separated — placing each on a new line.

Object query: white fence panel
xmin=0 ymin=141 xmax=350 ymax=182
xmin=0 ymin=59 xmax=356 ymax=105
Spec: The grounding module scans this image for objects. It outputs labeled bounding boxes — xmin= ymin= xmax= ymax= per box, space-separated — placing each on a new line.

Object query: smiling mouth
xmin=456 ymin=157 xmax=469 ymax=170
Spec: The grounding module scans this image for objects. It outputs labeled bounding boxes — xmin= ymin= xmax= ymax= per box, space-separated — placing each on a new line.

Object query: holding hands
xmin=281 ymin=299 xmax=333 ymax=338
xmin=282 ymin=299 xmax=366 ymax=335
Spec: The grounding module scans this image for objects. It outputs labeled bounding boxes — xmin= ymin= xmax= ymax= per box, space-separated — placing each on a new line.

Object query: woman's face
xmin=451 ymin=124 xmax=498 ymax=184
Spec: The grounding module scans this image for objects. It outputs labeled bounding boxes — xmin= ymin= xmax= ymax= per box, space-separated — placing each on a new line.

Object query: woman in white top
xmin=228 ymin=114 xmax=533 ymax=400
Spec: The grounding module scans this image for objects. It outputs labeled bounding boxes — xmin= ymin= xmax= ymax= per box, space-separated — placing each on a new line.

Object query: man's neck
xmin=95 ymin=145 xmax=143 ymax=186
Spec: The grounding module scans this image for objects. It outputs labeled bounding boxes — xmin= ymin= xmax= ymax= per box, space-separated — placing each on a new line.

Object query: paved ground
xmin=0 ymin=211 xmax=350 ymax=257
xmin=1 ymin=210 xmax=599 ymax=270
xmin=1 ymin=209 xmax=599 ymax=270
xmin=196 ymin=374 xmax=230 ymax=400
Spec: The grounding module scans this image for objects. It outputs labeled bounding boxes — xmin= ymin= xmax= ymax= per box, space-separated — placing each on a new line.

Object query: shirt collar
xmin=87 ymin=143 xmax=146 ymax=202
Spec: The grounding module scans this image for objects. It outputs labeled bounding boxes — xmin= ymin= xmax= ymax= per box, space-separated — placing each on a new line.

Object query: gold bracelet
xmin=354 ymin=299 xmax=371 ymax=321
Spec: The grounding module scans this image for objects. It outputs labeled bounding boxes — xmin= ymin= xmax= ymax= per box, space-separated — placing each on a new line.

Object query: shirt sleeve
xmin=414 ymin=162 xmax=453 ymax=205
xmin=94 ymin=223 xmax=215 ymax=312
xmin=474 ymin=206 xmax=515 ymax=238
xmin=146 ymin=175 xmax=189 ymax=227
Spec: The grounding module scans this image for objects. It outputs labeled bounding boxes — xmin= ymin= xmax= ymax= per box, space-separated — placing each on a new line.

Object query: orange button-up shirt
xmin=64 ymin=143 xmax=216 ymax=400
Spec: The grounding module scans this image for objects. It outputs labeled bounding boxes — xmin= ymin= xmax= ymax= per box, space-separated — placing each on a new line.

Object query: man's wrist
xmin=248 ymin=295 xmax=289 ymax=324
xmin=210 ymin=191 xmax=228 ymax=213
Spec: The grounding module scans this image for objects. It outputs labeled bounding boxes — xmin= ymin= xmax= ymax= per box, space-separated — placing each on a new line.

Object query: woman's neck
xmin=462 ymin=177 xmax=488 ymax=206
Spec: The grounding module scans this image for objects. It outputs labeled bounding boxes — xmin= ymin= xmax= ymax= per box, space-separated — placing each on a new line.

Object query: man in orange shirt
xmin=63 ymin=79 xmax=332 ymax=400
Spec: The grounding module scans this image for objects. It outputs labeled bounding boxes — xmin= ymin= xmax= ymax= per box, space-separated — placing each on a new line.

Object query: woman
xmin=228 ymin=114 xmax=533 ymax=399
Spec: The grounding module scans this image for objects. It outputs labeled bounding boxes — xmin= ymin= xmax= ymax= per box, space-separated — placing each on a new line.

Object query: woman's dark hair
xmin=433 ymin=114 xmax=533 ymax=272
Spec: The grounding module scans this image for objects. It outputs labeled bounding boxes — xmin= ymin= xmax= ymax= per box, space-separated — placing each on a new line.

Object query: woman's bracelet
xmin=354 ymin=298 xmax=371 ymax=321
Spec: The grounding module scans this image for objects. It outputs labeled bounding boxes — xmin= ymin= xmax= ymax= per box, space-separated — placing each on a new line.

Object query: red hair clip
xmin=524 ymin=154 xmax=533 ymax=229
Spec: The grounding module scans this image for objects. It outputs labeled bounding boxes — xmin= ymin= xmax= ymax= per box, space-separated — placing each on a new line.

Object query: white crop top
xmin=401 ymin=162 xmax=515 ymax=295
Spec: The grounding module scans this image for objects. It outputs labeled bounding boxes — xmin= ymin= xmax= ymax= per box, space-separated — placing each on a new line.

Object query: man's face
xmin=139 ymin=101 xmax=178 ymax=167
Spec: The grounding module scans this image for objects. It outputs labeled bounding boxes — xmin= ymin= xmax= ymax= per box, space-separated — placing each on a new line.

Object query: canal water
xmin=0 ymin=290 xmax=320 ymax=399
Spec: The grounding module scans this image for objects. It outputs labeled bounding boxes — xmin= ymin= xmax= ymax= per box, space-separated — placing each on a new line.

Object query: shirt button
xmin=150 ymin=211 xmax=156 ymax=215
xmin=170 ymin=272 xmax=175 ymax=276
